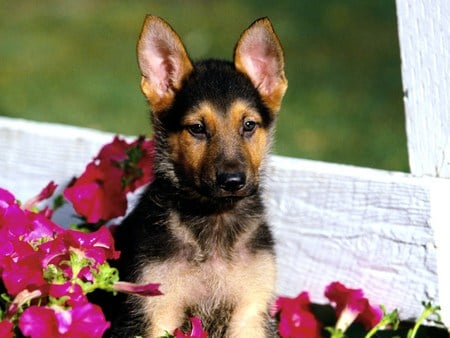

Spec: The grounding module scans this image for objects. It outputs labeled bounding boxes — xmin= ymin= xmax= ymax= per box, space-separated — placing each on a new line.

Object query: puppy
xmin=111 ymin=15 xmax=287 ymax=338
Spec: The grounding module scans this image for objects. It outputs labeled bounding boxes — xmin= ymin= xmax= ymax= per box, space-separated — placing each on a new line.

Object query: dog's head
xmin=137 ymin=16 xmax=287 ymax=199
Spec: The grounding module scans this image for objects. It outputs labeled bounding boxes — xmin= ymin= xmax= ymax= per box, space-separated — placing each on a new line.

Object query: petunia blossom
xmin=22 ymin=181 xmax=58 ymax=212
xmin=64 ymin=162 xmax=126 ymax=224
xmin=174 ymin=317 xmax=208 ymax=338
xmin=0 ymin=138 xmax=156 ymax=337
xmin=0 ymin=192 xmax=62 ymax=295
xmin=0 ymin=320 xmax=14 ymax=338
xmin=22 ymin=210 xmax=63 ymax=243
xmin=1 ymin=242 xmax=47 ymax=295
xmin=49 ymin=283 xmax=87 ymax=306
xmin=123 ymin=136 xmax=155 ymax=192
xmin=272 ymin=292 xmax=321 ymax=338
xmin=37 ymin=226 xmax=120 ymax=284
xmin=0 ymin=202 xmax=29 ymax=238
xmin=19 ymin=302 xmax=110 ymax=338
xmin=64 ymin=136 xmax=154 ymax=224
xmin=113 ymin=281 xmax=162 ymax=297
xmin=60 ymin=226 xmax=120 ymax=263
xmin=0 ymin=188 xmax=15 ymax=208
xmin=325 ymin=281 xmax=382 ymax=331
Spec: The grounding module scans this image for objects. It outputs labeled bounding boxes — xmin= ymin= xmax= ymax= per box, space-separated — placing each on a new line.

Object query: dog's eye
xmin=187 ymin=123 xmax=207 ymax=138
xmin=242 ymin=120 xmax=257 ymax=136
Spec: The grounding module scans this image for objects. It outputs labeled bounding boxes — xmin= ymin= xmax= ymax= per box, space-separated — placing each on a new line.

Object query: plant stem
xmin=407 ymin=302 xmax=441 ymax=338
xmin=365 ymin=306 xmax=399 ymax=338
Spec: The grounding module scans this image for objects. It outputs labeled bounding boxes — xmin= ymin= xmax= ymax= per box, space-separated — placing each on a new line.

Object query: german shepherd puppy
xmin=111 ymin=15 xmax=287 ymax=337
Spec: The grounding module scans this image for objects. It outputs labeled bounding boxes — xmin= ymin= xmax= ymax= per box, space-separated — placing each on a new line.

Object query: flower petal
xmin=113 ymin=281 xmax=163 ymax=296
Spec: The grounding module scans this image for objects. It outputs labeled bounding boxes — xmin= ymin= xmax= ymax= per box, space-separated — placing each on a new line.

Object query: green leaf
xmin=52 ymin=194 xmax=66 ymax=210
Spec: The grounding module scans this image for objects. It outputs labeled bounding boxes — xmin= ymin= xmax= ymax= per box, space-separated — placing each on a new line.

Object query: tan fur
xmin=234 ymin=18 xmax=287 ymax=113
xmin=113 ymin=16 xmax=287 ymax=338
xmin=229 ymin=100 xmax=269 ymax=173
xmin=138 ymin=210 xmax=276 ymax=337
xmin=167 ymin=100 xmax=268 ymax=198
xmin=137 ymin=16 xmax=193 ymax=112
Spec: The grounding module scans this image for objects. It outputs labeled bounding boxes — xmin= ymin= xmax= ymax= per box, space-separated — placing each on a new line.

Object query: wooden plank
xmin=0 ymin=117 xmax=123 ymax=201
xmin=1 ymin=116 xmax=449 ymax=323
xmin=396 ymin=0 xmax=450 ymax=178
xmin=265 ymin=155 xmax=450 ymax=324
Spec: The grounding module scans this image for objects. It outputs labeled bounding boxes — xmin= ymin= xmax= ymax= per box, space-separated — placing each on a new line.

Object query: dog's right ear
xmin=137 ymin=16 xmax=193 ymax=113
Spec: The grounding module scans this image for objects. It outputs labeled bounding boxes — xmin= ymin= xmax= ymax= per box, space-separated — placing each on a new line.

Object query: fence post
xmin=396 ymin=0 xmax=450 ymax=178
xmin=396 ymin=0 xmax=450 ymax=325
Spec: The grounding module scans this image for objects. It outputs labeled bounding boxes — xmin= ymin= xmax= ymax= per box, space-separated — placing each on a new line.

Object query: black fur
xmin=108 ymin=31 xmax=281 ymax=338
xmin=106 ymin=16 xmax=287 ymax=338
xmin=159 ymin=60 xmax=274 ymax=130
xmin=110 ymin=179 xmax=274 ymax=337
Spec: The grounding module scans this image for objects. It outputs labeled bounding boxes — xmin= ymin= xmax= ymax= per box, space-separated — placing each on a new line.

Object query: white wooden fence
xmin=1 ymin=0 xmax=449 ymax=327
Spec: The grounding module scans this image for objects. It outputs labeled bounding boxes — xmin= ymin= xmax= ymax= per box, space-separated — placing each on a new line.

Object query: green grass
xmin=0 ymin=0 xmax=408 ymax=171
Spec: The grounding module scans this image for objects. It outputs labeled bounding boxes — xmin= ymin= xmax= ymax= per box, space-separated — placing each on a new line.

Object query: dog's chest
xmin=168 ymin=209 xmax=257 ymax=261
xmin=136 ymin=207 xmax=276 ymax=336
xmin=141 ymin=210 xmax=266 ymax=299
xmin=140 ymin=240 xmax=272 ymax=303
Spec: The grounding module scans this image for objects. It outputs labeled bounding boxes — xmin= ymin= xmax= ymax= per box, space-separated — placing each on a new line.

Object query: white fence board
xmin=266 ymin=155 xmax=450 ymax=324
xmin=396 ymin=0 xmax=450 ymax=178
xmin=1 ymin=116 xmax=449 ymax=324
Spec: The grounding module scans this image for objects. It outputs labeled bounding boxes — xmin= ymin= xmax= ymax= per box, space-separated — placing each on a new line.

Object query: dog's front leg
xmin=139 ymin=262 xmax=193 ymax=337
xmin=144 ymin=297 xmax=186 ymax=337
xmin=227 ymin=252 xmax=276 ymax=338
xmin=228 ymin=301 xmax=271 ymax=338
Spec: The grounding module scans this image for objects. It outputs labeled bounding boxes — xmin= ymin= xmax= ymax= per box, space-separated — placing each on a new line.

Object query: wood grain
xmin=1 ymin=116 xmax=449 ymax=323
xmin=396 ymin=0 xmax=450 ymax=178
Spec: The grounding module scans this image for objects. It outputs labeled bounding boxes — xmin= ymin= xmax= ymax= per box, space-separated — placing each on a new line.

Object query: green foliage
xmin=0 ymin=1 xmax=407 ymax=171
xmin=407 ymin=302 xmax=442 ymax=338
xmin=365 ymin=306 xmax=400 ymax=338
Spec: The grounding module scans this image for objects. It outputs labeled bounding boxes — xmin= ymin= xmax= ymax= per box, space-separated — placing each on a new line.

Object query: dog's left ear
xmin=234 ymin=17 xmax=287 ymax=114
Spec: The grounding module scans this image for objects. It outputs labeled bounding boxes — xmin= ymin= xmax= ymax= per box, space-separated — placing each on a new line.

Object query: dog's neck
xmin=150 ymin=178 xmax=267 ymax=261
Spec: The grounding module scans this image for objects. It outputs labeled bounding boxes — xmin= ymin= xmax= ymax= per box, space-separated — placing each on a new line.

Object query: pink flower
xmin=325 ymin=281 xmax=382 ymax=331
xmin=1 ymin=248 xmax=47 ymax=295
xmin=0 ymin=138 xmax=156 ymax=336
xmin=0 ymin=193 xmax=63 ymax=295
xmin=0 ymin=203 xmax=28 ymax=238
xmin=0 ymin=188 xmax=15 ymax=208
xmin=0 ymin=190 xmax=61 ymax=245
xmin=38 ymin=226 xmax=120 ymax=283
xmin=64 ymin=162 xmax=126 ymax=223
xmin=6 ymin=289 xmax=43 ymax=318
xmin=22 ymin=181 xmax=58 ymax=212
xmin=22 ymin=210 xmax=63 ymax=243
xmin=174 ymin=317 xmax=208 ymax=338
xmin=0 ymin=320 xmax=14 ymax=338
xmin=49 ymin=283 xmax=87 ymax=305
xmin=61 ymin=226 xmax=120 ymax=263
xmin=0 ymin=198 xmax=67 ymax=295
xmin=123 ymin=137 xmax=155 ymax=192
xmin=96 ymin=136 xmax=154 ymax=192
xmin=96 ymin=136 xmax=130 ymax=162
xmin=19 ymin=302 xmax=110 ymax=338
xmin=113 ymin=281 xmax=162 ymax=296
xmin=64 ymin=136 xmax=154 ymax=224
xmin=273 ymin=292 xmax=321 ymax=338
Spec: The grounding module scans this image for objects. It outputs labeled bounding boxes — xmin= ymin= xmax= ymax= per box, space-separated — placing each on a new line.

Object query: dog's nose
xmin=217 ymin=172 xmax=246 ymax=192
